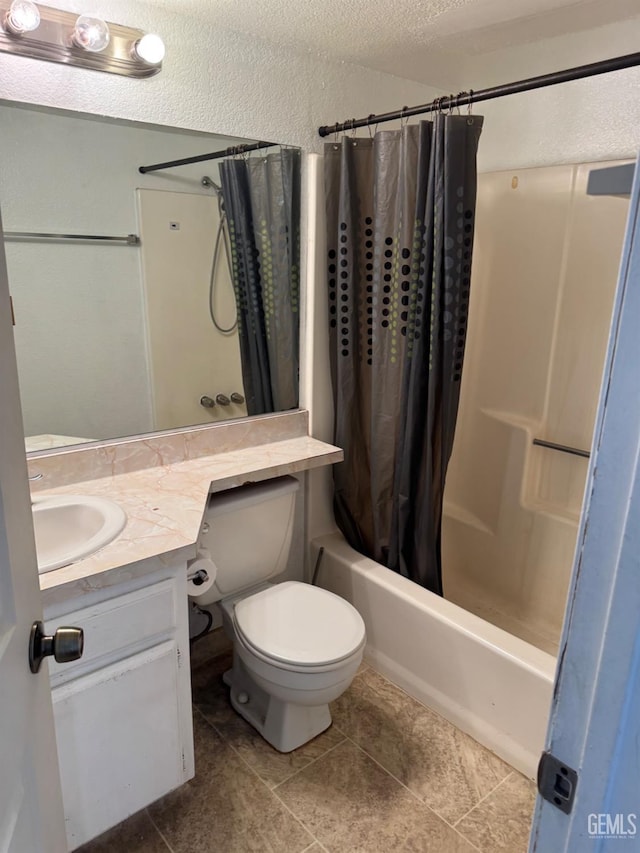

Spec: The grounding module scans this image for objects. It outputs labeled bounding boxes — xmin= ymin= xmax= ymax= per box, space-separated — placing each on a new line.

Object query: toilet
xmin=191 ymin=476 xmax=366 ymax=752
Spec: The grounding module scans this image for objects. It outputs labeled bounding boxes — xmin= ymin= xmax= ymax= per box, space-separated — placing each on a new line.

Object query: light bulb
xmin=4 ymin=0 xmax=40 ymax=34
xmin=133 ymin=33 xmax=165 ymax=65
xmin=72 ymin=15 xmax=110 ymax=52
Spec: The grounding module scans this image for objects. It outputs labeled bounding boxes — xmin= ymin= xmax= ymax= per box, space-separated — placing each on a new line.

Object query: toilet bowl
xmin=190 ymin=477 xmax=366 ymax=752
xmin=220 ymin=581 xmax=365 ymax=751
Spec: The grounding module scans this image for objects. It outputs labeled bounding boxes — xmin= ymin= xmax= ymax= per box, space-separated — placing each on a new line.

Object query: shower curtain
xmin=325 ymin=115 xmax=483 ymax=594
xmin=219 ymin=148 xmax=301 ymax=415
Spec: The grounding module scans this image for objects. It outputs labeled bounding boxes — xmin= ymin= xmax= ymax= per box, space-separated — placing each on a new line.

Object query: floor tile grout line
xmin=452 ymin=769 xmax=537 ymax=853
xmin=301 ymin=838 xmax=329 ymax=852
xmin=192 ymin=655 xmax=513 ymax=853
xmin=193 ymin=703 xmax=324 ymax=852
xmin=265 ymin=777 xmax=330 ymax=853
xmin=193 ymin=703 xmax=227 ymax=742
xmin=227 ymin=743 xmax=331 ymax=853
xmin=269 ymin=727 xmax=348 ymax=790
xmin=453 ymin=770 xmax=517 ymax=828
xmin=347 ymin=736 xmax=483 ymax=853
xmin=271 ymin=734 xmax=347 ymax=792
xmin=194 ymin=696 xmax=347 ymax=793
xmin=363 ymin=663 xmax=514 ymax=773
xmin=144 ymin=807 xmax=177 ymax=853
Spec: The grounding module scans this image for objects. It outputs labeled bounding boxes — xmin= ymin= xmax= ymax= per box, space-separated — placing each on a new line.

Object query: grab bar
xmin=532 ymin=438 xmax=590 ymax=459
xmin=3 ymin=231 xmax=140 ymax=245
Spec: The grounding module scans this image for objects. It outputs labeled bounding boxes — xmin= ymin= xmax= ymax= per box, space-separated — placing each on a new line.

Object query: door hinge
xmin=182 ymin=749 xmax=186 ymax=772
xmin=537 ymin=751 xmax=578 ymax=814
xmin=176 ymin=646 xmax=182 ymax=668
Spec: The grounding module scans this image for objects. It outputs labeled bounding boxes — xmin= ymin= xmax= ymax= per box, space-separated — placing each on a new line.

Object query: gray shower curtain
xmin=325 ymin=115 xmax=483 ymax=594
xmin=219 ymin=148 xmax=301 ymax=415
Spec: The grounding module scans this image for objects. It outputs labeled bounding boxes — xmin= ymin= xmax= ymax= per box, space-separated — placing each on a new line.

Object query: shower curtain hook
xmin=350 ymin=118 xmax=358 ymax=139
xmin=367 ymin=114 xmax=377 ymax=139
xmin=400 ymin=106 xmax=409 ymax=129
xmin=467 ymin=89 xmax=474 ymax=115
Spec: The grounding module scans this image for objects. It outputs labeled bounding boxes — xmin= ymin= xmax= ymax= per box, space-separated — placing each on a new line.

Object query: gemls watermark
xmin=588 ymin=814 xmax=637 ymax=839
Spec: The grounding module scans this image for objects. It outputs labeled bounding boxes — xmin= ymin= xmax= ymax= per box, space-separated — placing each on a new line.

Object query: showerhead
xmin=201 ymin=175 xmax=221 ymax=193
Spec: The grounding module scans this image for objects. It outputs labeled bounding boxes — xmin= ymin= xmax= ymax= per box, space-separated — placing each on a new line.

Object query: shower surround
xmin=442 ymin=160 xmax=630 ymax=655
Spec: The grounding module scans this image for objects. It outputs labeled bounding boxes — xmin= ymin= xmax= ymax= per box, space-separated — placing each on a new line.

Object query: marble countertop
xmin=25 ymin=434 xmax=95 ymax=453
xmin=38 ymin=435 xmax=342 ymax=597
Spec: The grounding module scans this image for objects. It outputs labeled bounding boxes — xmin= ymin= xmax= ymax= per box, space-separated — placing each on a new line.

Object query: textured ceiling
xmin=138 ymin=0 xmax=640 ymax=88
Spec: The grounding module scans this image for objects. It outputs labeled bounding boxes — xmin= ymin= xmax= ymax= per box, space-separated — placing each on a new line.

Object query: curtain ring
xmin=367 ymin=114 xmax=377 ymax=139
xmin=400 ymin=106 xmax=409 ymax=129
xmin=467 ymin=89 xmax=474 ymax=115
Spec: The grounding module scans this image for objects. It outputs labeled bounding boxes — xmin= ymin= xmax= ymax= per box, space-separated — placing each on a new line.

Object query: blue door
xmin=530 ymin=155 xmax=640 ymax=852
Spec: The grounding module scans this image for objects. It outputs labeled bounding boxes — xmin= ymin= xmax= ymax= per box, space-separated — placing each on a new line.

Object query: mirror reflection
xmin=0 ymin=103 xmax=301 ymax=453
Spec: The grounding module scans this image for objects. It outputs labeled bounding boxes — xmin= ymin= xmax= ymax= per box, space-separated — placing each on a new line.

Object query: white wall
xmin=470 ymin=20 xmax=640 ymax=171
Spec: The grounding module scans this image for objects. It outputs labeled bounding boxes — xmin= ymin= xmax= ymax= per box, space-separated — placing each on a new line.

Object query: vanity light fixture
xmin=0 ymin=1 xmax=164 ymax=76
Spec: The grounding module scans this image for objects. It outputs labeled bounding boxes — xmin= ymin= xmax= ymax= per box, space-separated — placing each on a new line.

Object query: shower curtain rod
xmin=138 ymin=140 xmax=276 ymax=174
xmin=318 ymin=51 xmax=640 ymax=137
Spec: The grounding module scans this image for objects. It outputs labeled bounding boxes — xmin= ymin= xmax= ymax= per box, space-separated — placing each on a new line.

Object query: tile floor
xmin=78 ymin=630 xmax=536 ymax=853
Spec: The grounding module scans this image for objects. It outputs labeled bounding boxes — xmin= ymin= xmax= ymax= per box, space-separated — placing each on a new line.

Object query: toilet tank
xmin=198 ymin=476 xmax=300 ymax=603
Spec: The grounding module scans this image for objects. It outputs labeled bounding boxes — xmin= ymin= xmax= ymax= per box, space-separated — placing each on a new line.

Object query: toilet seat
xmin=234 ymin=581 xmax=366 ymax=669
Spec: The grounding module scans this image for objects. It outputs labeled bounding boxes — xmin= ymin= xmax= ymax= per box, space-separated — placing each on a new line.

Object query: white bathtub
xmin=312 ymin=532 xmax=556 ymax=779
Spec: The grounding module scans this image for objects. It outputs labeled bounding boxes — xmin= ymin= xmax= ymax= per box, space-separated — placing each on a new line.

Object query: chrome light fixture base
xmin=0 ymin=2 xmax=163 ymax=77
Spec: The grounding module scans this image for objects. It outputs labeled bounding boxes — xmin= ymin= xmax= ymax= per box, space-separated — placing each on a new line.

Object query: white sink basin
xmin=32 ymin=495 xmax=127 ymax=574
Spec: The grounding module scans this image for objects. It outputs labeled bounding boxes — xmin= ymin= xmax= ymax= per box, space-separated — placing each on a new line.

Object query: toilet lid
xmin=234 ymin=581 xmax=366 ymax=667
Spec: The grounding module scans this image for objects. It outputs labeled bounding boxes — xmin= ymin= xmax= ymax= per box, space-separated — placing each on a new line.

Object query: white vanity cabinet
xmin=43 ymin=562 xmax=194 ymax=851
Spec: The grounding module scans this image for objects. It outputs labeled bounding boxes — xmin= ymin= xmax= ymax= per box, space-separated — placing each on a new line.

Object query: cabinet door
xmin=52 ymin=641 xmax=185 ymax=851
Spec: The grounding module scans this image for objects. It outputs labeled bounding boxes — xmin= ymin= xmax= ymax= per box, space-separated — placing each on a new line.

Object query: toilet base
xmin=223 ymin=655 xmax=332 ymax=753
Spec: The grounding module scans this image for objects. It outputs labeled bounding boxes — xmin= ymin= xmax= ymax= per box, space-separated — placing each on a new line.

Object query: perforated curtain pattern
xmin=219 ymin=148 xmax=301 ymax=415
xmin=325 ymin=115 xmax=483 ymax=594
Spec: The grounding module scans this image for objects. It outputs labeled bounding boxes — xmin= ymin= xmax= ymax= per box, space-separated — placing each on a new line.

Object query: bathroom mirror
xmin=0 ymin=101 xmax=301 ymax=453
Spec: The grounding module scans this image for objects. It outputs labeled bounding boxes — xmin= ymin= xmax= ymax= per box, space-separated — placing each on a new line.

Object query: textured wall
xmin=0 ymin=0 xmax=441 ymax=153
xmin=471 ymin=20 xmax=640 ymax=171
